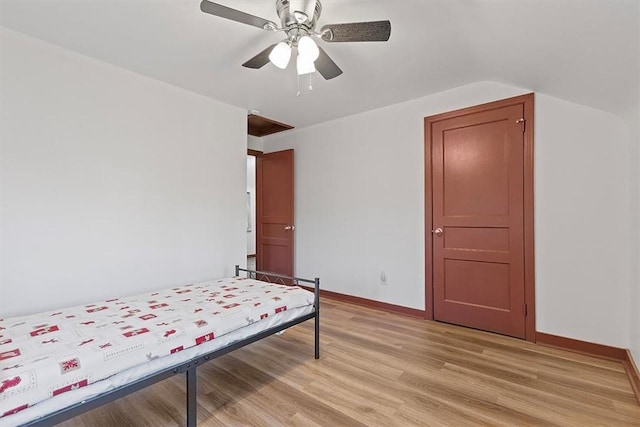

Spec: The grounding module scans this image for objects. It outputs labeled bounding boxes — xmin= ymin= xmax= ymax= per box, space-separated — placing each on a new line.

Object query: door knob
xmin=432 ymin=227 xmax=443 ymax=236
xmin=284 ymin=225 xmax=295 ymax=231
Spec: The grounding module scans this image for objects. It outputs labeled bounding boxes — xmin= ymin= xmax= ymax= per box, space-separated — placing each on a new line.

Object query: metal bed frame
xmin=22 ymin=266 xmax=320 ymax=427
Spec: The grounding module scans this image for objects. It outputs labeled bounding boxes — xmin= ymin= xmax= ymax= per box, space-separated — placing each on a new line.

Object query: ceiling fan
xmin=200 ymin=0 xmax=391 ymax=80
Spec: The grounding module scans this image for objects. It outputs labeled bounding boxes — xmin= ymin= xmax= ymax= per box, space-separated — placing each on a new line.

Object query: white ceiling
xmin=1 ymin=0 xmax=638 ymax=129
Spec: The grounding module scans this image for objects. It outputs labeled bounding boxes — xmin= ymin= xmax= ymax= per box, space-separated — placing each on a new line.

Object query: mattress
xmin=0 ymin=277 xmax=315 ymax=426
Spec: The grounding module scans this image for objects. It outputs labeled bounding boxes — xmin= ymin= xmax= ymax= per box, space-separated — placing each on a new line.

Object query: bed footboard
xmin=235 ymin=265 xmax=320 ymax=359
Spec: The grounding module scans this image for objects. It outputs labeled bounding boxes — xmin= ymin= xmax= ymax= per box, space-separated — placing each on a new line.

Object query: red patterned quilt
xmin=0 ymin=277 xmax=314 ymax=419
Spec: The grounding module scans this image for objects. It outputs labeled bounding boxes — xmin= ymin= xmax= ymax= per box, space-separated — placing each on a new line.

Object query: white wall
xmin=246 ymin=155 xmax=257 ymax=255
xmin=266 ymin=81 xmax=633 ymax=349
xmin=631 ymin=57 xmax=640 ymax=362
xmin=635 ymin=131 xmax=640 ymax=363
xmin=625 ymin=19 xmax=640 ymax=364
xmin=630 ymin=113 xmax=640 ymax=362
xmin=0 ymin=29 xmax=247 ymax=317
xmin=248 ymin=136 xmax=264 ymax=152
xmin=634 ymin=131 xmax=640 ymax=362
xmin=534 ymin=95 xmax=630 ymax=348
xmin=632 ymin=21 xmax=640 ymax=365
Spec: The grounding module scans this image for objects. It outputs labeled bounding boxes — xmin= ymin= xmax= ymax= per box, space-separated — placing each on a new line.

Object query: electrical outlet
xmin=380 ymin=271 xmax=387 ymax=286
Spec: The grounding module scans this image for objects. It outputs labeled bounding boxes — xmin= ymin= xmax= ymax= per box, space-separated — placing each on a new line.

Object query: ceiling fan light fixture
xmin=297 ymin=54 xmax=316 ymax=75
xmin=298 ymin=35 xmax=320 ymax=61
xmin=269 ymin=42 xmax=292 ymax=69
xmin=200 ymin=0 xmax=392 ymax=84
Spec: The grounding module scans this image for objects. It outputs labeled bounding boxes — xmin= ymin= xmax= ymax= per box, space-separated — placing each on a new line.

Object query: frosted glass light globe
xmin=269 ymin=42 xmax=292 ymax=69
xmin=297 ymin=54 xmax=316 ymax=75
xmin=298 ymin=36 xmax=319 ymax=61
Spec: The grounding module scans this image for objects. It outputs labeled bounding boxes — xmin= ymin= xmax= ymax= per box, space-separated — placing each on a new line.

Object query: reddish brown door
xmin=256 ymin=149 xmax=294 ymax=277
xmin=428 ymin=102 xmax=527 ymax=338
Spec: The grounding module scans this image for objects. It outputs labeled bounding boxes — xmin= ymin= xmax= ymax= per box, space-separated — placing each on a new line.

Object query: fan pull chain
xmin=296 ymin=73 xmax=315 ymax=96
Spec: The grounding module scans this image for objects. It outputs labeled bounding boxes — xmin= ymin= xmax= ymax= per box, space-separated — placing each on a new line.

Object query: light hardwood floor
xmin=60 ymin=299 xmax=640 ymax=426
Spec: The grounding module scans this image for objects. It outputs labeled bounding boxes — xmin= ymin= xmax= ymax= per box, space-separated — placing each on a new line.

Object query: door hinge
xmin=516 ymin=118 xmax=525 ymax=132
xmin=523 ymin=303 xmax=528 ymax=317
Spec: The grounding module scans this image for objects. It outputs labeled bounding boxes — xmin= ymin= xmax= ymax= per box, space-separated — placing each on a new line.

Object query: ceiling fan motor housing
xmin=276 ymin=0 xmax=322 ymax=35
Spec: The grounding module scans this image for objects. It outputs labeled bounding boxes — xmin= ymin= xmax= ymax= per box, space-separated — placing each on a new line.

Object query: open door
xmin=256 ymin=149 xmax=294 ymax=277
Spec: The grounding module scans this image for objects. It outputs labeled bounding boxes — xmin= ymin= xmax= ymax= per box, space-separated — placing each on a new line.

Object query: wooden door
xmin=426 ymin=95 xmax=534 ymax=339
xmin=256 ymin=149 xmax=294 ymax=277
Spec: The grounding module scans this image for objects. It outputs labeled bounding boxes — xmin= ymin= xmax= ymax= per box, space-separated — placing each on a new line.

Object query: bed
xmin=0 ymin=266 xmax=320 ymax=427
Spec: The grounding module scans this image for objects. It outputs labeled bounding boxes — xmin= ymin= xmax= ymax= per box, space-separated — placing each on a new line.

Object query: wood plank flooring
xmin=59 ymin=299 xmax=640 ymax=426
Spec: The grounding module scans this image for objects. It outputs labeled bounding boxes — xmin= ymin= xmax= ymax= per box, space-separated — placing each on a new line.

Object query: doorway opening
xmin=246 ymin=114 xmax=295 ymax=276
xmin=247 ymin=152 xmax=258 ymax=270
xmin=246 ymin=147 xmax=295 ymax=277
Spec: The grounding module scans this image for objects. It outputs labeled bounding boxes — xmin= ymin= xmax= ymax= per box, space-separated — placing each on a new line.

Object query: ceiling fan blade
xmin=321 ymin=20 xmax=391 ymax=42
xmin=242 ymin=44 xmax=277 ymax=69
xmin=315 ymin=46 xmax=343 ymax=80
xmin=200 ymin=0 xmax=277 ymax=31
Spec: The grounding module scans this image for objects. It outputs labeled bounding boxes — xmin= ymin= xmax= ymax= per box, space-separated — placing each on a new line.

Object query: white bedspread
xmin=0 ymin=277 xmax=315 ymax=424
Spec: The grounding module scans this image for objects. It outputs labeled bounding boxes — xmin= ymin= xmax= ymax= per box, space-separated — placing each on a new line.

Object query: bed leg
xmin=235 ymin=264 xmax=240 ymax=277
xmin=186 ymin=367 xmax=197 ymax=427
xmin=314 ymin=312 xmax=320 ymax=359
xmin=314 ymin=277 xmax=320 ymax=359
